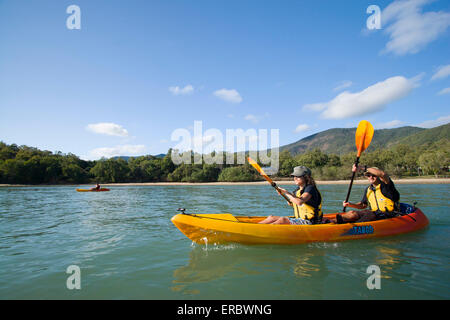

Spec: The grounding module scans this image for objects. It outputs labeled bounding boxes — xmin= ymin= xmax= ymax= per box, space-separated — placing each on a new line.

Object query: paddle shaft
xmin=342 ymin=120 xmax=374 ymax=212
xmin=343 ymin=157 xmax=360 ymax=212
xmin=248 ymin=157 xmax=292 ymax=204
xmin=271 ymin=182 xmax=292 ymax=203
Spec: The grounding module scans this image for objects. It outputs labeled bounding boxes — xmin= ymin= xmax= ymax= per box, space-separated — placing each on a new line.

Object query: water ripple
xmin=0 ymin=184 xmax=449 ymax=299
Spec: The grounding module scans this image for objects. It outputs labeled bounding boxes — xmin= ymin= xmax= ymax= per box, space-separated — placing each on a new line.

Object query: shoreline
xmin=1 ymin=178 xmax=449 ymax=187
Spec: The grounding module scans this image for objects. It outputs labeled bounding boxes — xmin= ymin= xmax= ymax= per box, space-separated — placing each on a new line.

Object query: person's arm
xmin=287 ymin=191 xmax=311 ymax=206
xmin=353 ymin=164 xmax=390 ymax=184
xmin=343 ymin=201 xmax=367 ymax=210
xmin=277 ymin=188 xmax=293 ymax=206
xmin=277 ymin=188 xmax=311 ymax=206
xmin=367 ymin=167 xmax=390 ymax=184
xmin=343 ymin=175 xmax=369 ymax=209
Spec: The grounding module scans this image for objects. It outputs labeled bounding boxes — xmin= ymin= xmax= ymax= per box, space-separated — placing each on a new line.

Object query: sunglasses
xmin=365 ymin=174 xmax=377 ymax=178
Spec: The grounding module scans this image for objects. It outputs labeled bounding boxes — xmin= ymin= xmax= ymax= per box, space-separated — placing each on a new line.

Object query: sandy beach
xmin=1 ymin=178 xmax=449 ymax=187
xmin=101 ymin=178 xmax=450 ymax=186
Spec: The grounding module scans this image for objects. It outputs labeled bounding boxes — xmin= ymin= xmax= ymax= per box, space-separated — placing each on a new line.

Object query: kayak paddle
xmin=248 ymin=157 xmax=292 ymax=204
xmin=343 ymin=120 xmax=374 ymax=212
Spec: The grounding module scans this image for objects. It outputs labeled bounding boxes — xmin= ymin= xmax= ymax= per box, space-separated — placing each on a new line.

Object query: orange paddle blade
xmin=355 ymin=120 xmax=374 ymax=157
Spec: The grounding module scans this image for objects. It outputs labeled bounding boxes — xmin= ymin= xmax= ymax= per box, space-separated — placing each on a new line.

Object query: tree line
xmin=0 ymin=139 xmax=448 ymax=184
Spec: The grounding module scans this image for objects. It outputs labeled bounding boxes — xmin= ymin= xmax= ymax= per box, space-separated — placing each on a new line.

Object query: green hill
xmin=393 ymin=123 xmax=450 ymax=147
xmin=280 ymin=124 xmax=450 ymax=155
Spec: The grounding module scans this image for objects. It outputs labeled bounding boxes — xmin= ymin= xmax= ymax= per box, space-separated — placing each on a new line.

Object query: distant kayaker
xmin=259 ymin=166 xmax=323 ymax=225
xmin=90 ymin=183 xmax=101 ymax=191
xmin=334 ymin=164 xmax=400 ymax=224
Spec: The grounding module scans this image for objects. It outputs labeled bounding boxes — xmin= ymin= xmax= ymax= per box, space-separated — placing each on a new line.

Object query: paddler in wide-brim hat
xmin=258 ymin=166 xmax=323 ymax=225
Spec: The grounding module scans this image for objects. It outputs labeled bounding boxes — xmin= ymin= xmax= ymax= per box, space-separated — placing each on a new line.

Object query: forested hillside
xmin=1 ymin=124 xmax=448 ymax=184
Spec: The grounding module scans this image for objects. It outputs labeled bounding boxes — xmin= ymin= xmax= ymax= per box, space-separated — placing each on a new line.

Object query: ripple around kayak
xmin=171 ymin=205 xmax=429 ymax=245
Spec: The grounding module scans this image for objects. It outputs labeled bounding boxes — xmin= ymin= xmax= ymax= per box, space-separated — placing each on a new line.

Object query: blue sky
xmin=0 ymin=0 xmax=449 ymax=160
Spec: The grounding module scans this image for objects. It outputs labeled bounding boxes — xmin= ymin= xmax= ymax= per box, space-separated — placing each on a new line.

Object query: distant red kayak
xmin=76 ymin=188 xmax=110 ymax=192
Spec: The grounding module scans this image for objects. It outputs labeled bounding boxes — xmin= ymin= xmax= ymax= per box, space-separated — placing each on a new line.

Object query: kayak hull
xmin=171 ymin=209 xmax=429 ymax=245
xmin=76 ymin=188 xmax=110 ymax=192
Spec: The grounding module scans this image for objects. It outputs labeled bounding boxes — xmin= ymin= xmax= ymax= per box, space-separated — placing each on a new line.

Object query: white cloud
xmin=438 ymin=87 xmax=450 ymax=95
xmin=169 ymin=84 xmax=194 ymax=95
xmin=88 ymin=144 xmax=146 ymax=159
xmin=86 ymin=123 xmax=129 ymax=137
xmin=333 ymin=80 xmax=353 ymax=92
xmin=244 ymin=113 xmax=270 ymax=124
xmin=431 ymin=65 xmax=450 ymax=81
xmin=244 ymin=114 xmax=259 ymax=124
xmin=294 ymin=124 xmax=310 ymax=133
xmin=303 ymin=76 xmax=420 ymax=119
xmin=375 ymin=120 xmax=405 ymax=129
xmin=213 ymin=88 xmax=242 ymax=103
xmin=417 ymin=115 xmax=450 ymax=128
xmin=382 ymin=0 xmax=450 ymax=55
xmin=302 ymin=103 xmax=326 ymax=112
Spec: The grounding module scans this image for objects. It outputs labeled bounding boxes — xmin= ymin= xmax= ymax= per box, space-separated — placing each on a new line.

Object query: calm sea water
xmin=0 ymin=184 xmax=449 ymax=299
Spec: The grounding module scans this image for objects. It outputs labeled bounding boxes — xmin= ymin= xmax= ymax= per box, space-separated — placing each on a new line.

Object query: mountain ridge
xmin=110 ymin=123 xmax=449 ymax=159
xmin=280 ymin=123 xmax=449 ymax=156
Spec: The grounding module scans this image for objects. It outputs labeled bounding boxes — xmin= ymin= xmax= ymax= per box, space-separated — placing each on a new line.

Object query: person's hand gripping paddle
xmin=248 ymin=157 xmax=292 ymax=205
xmin=343 ymin=120 xmax=374 ymax=212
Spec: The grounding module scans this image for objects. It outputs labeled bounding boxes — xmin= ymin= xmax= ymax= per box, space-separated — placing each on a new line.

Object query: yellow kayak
xmin=171 ymin=207 xmax=429 ymax=245
xmin=76 ymin=188 xmax=110 ymax=192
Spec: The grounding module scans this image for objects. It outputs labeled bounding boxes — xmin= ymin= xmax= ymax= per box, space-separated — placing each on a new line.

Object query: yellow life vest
xmin=366 ymin=184 xmax=396 ymax=212
xmin=293 ymin=187 xmax=323 ymax=222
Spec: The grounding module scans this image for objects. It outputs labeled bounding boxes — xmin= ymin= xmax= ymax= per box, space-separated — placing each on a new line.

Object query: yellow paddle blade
xmin=355 ymin=120 xmax=374 ymax=157
xmin=248 ymin=157 xmax=273 ymax=183
xmin=248 ymin=157 xmax=262 ymax=172
xmin=248 ymin=157 xmax=292 ymax=204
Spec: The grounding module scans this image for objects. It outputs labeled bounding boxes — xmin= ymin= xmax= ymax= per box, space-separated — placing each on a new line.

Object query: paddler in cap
xmin=333 ymin=164 xmax=400 ymax=223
